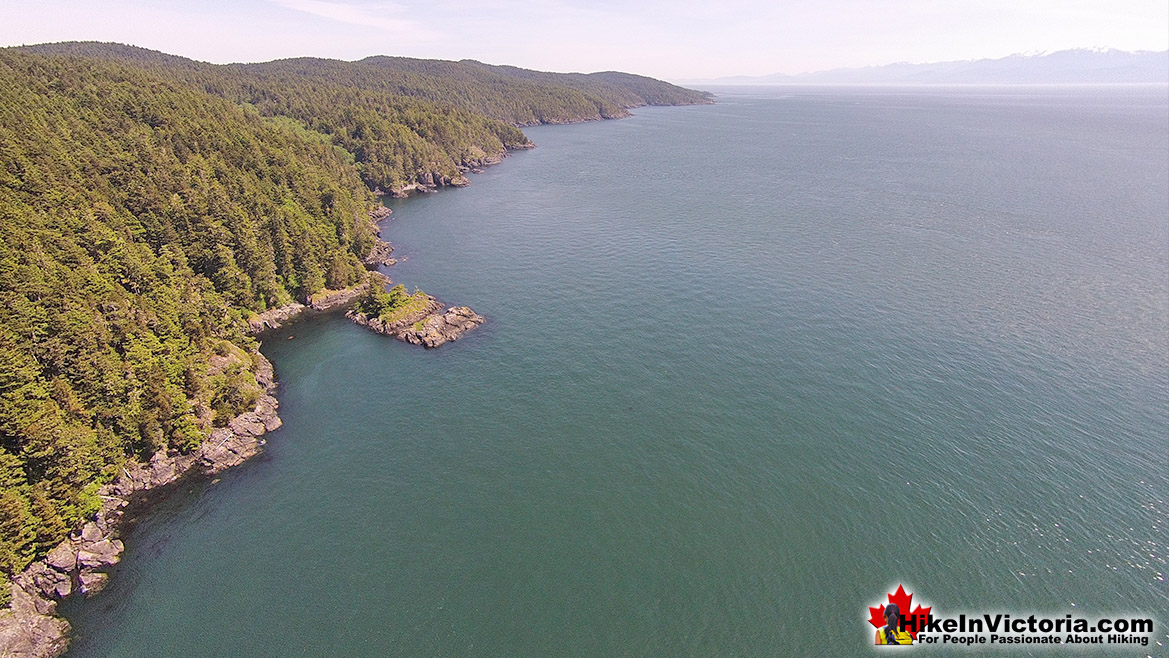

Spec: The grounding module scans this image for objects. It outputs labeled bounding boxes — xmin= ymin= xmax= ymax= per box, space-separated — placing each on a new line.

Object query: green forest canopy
xmin=0 ymin=43 xmax=711 ymax=602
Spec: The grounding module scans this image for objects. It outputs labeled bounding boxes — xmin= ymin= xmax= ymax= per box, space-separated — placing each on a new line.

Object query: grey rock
xmin=363 ymin=239 xmax=396 ymax=267
xmin=75 ymin=551 xmax=104 ymax=570
xmin=247 ymin=302 xmax=306 ymax=334
xmin=263 ymin=414 xmax=283 ymax=432
xmin=79 ymin=522 xmax=101 ymax=543
xmin=28 ymin=564 xmax=70 ymax=601
xmin=148 ymin=455 xmax=178 ymax=486
xmin=254 ymin=354 xmax=276 ymax=389
xmin=228 ymin=414 xmax=266 ymax=437
xmin=44 ymin=545 xmax=76 ymax=573
xmin=309 ymin=284 xmax=369 ymax=311
xmin=76 ymin=539 xmax=121 ymax=569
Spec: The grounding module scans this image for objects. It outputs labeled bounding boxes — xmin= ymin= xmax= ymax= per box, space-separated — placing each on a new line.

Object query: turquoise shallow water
xmin=63 ymin=86 xmax=1167 ymax=656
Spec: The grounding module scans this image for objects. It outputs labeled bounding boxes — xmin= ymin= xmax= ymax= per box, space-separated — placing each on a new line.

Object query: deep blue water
xmin=64 ymin=86 xmax=1168 ymax=656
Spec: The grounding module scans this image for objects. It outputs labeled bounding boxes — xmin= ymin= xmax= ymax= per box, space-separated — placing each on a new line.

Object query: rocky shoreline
xmin=246 ymin=273 xmax=382 ymax=334
xmin=245 ymin=206 xmax=398 ymax=334
xmin=380 ymin=145 xmax=535 ymax=198
xmin=363 ymin=238 xmax=396 ymax=268
xmin=0 ymin=355 xmax=283 ymax=658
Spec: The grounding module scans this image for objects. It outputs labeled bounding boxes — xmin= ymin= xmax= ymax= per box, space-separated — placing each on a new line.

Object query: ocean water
xmin=62 ymin=86 xmax=1168 ymax=656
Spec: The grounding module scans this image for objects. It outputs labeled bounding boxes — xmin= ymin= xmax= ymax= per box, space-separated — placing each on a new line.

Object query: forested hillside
xmin=0 ymin=43 xmax=710 ymax=602
xmin=17 ymin=42 xmax=712 ymax=191
xmin=0 ymin=50 xmax=380 ymax=600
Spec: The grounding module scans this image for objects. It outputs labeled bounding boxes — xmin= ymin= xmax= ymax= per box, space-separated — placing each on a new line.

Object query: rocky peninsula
xmin=347 ymin=298 xmax=485 ymax=348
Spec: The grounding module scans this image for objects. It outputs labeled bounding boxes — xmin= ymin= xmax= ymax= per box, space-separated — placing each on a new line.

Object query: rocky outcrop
xmin=464 ymin=154 xmax=505 ymax=168
xmin=0 ymin=354 xmax=283 ymax=658
xmin=362 ymin=239 xmax=396 ymax=268
xmin=0 ymin=586 xmax=68 ymax=658
xmin=399 ymin=306 xmax=486 ymax=348
xmin=388 ymin=173 xmax=463 ymax=197
xmin=369 ymin=206 xmax=392 ymax=222
xmin=309 ymin=284 xmax=369 ymax=312
xmin=386 ymin=144 xmax=544 ymax=196
xmin=346 ymin=298 xmax=484 ymax=348
xmin=389 ymin=146 xmax=548 ymax=196
xmin=247 ymin=303 xmax=306 ymax=333
xmin=456 ymin=146 xmax=533 ymax=173
xmin=389 ymin=179 xmax=466 ymax=197
xmin=245 ymin=277 xmax=384 ymax=334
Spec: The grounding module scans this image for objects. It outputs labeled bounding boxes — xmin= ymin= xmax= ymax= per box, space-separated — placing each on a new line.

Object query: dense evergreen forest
xmin=17 ymin=42 xmax=712 ymax=191
xmin=0 ymin=43 xmax=711 ymax=602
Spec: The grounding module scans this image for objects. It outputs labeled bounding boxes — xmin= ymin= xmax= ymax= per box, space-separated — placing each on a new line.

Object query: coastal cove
xmin=59 ymin=86 xmax=1168 ymax=657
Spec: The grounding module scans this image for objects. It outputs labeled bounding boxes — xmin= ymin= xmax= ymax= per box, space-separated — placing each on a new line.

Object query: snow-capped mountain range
xmin=692 ymin=49 xmax=1168 ymax=85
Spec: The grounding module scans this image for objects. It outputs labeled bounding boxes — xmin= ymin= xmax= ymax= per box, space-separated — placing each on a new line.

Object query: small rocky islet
xmin=345 ymin=268 xmax=485 ymax=348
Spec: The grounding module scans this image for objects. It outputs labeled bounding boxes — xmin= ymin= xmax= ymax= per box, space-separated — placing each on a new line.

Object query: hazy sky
xmin=2 ymin=0 xmax=1166 ymax=80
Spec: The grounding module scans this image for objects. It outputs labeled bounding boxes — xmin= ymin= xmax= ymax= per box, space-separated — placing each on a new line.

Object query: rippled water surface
xmin=64 ymin=86 xmax=1168 ymax=656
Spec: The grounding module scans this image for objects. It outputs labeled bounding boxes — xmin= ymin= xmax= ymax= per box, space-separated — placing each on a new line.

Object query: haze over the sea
xmin=684 ymin=48 xmax=1169 ymax=85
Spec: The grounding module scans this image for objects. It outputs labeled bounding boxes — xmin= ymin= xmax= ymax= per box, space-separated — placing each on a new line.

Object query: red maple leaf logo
xmin=868 ymin=584 xmax=932 ymax=640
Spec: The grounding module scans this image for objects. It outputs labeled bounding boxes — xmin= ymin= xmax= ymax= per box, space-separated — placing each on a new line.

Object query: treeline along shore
xmin=0 ymin=42 xmax=711 ymax=656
